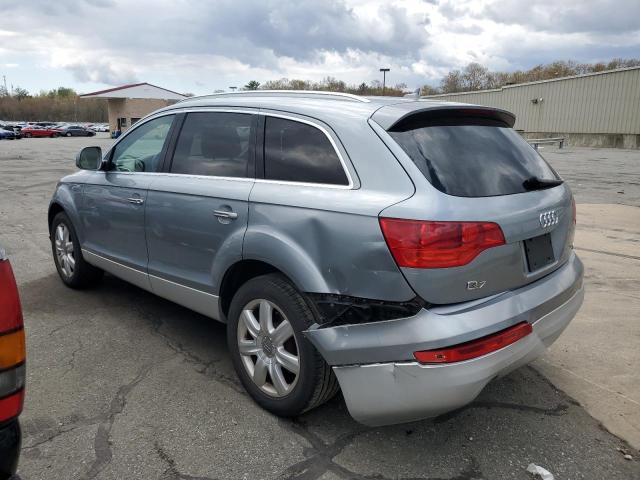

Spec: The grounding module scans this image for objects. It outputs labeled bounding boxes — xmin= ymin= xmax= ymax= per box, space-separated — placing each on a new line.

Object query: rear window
xmin=389 ymin=117 xmax=559 ymax=197
xmin=264 ymin=116 xmax=349 ymax=186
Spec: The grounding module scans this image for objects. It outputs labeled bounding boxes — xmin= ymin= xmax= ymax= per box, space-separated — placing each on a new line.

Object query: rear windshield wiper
xmin=522 ymin=176 xmax=563 ymax=191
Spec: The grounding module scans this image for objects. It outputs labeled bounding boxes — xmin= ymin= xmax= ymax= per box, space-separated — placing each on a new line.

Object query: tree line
xmin=243 ymin=58 xmax=640 ymax=96
xmin=2 ymin=58 xmax=638 ymax=121
xmin=243 ymin=76 xmax=409 ymax=96
xmin=431 ymin=58 xmax=640 ymax=95
xmin=0 ymin=86 xmax=107 ymax=122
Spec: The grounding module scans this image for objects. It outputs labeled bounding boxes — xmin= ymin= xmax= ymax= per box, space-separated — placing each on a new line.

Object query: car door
xmin=79 ymin=114 xmax=176 ymax=290
xmin=145 ymin=110 xmax=256 ymax=319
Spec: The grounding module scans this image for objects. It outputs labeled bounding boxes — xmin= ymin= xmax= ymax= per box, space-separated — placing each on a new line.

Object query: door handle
xmin=213 ymin=209 xmax=238 ymax=220
xmin=127 ymin=197 xmax=144 ymax=205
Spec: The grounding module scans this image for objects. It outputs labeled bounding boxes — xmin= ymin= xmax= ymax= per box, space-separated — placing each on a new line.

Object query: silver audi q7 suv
xmin=49 ymin=91 xmax=584 ymax=426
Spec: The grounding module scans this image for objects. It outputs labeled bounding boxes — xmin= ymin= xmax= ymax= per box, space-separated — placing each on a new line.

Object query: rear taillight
xmin=414 ymin=321 xmax=533 ymax=364
xmin=0 ymin=256 xmax=26 ymax=423
xmin=379 ymin=218 xmax=505 ymax=269
xmin=0 ymin=259 xmax=23 ymax=333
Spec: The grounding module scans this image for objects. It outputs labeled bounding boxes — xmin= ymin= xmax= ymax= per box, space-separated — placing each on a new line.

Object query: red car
xmin=21 ymin=126 xmax=61 ymax=138
xmin=0 ymin=248 xmax=25 ymax=479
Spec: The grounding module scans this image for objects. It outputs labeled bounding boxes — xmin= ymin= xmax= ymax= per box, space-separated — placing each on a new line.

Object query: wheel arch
xmin=48 ymin=202 xmax=66 ymax=233
xmin=218 ymin=259 xmax=300 ymax=321
xmin=48 ymin=184 xmax=84 ymax=242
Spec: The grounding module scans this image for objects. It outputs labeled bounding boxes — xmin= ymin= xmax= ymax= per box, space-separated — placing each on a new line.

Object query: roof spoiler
xmin=371 ymin=103 xmax=516 ymax=130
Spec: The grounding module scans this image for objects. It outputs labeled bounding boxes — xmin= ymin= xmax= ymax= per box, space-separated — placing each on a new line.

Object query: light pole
xmin=379 ymin=68 xmax=390 ymax=95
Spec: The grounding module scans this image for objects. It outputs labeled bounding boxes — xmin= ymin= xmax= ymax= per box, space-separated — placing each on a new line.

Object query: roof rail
xmin=182 ymin=90 xmax=371 ymax=103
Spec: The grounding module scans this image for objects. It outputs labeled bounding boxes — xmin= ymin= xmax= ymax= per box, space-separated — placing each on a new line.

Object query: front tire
xmin=227 ymin=274 xmax=338 ymax=417
xmin=65 ymin=132 xmax=72 ymax=137
xmin=51 ymin=212 xmax=103 ymax=289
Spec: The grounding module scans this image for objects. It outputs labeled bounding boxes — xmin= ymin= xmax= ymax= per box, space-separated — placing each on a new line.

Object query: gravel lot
xmin=1 ymin=136 xmax=638 ymax=479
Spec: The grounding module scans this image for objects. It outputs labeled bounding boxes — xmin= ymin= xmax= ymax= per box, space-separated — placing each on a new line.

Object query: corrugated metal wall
xmin=424 ymin=67 xmax=640 ymax=134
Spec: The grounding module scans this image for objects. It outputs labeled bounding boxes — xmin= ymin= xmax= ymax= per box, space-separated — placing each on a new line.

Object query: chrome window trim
xmin=107 ymin=107 xmax=355 ymax=190
xmin=259 ymin=111 xmax=355 ymax=190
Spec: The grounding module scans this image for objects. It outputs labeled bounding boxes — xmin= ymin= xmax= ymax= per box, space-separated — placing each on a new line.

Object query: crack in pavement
xmin=82 ymin=362 xmax=157 ymax=480
xmin=275 ymin=418 xmax=484 ymax=480
xmin=154 ymin=441 xmax=219 ymax=480
xmin=21 ymin=423 xmax=84 ymax=451
xmin=60 ymin=337 xmax=84 ymax=379
xmin=574 ymin=247 xmax=640 ymax=261
xmin=139 ymin=305 xmax=246 ymax=395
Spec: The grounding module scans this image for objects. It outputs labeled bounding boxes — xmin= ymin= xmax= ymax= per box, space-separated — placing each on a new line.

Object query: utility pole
xmin=379 ymin=68 xmax=390 ymax=95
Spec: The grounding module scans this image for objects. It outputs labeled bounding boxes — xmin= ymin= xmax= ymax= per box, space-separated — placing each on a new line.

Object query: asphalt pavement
xmin=0 ymin=136 xmax=638 ymax=479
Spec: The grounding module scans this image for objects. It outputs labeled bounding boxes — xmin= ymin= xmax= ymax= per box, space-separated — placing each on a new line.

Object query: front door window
xmin=109 ymin=115 xmax=174 ymax=173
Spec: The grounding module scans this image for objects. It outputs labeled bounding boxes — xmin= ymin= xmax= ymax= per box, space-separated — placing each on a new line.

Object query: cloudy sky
xmin=1 ymin=0 xmax=638 ymax=95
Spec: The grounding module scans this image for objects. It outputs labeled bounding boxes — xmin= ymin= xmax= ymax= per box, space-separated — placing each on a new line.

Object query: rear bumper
xmin=304 ymin=252 xmax=584 ymax=426
xmin=0 ymin=420 xmax=20 ymax=479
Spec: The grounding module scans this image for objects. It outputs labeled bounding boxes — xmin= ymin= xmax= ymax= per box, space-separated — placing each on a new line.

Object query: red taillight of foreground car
xmin=0 ymin=259 xmax=23 ymax=333
xmin=0 ymin=256 xmax=26 ymax=422
xmin=414 ymin=321 xmax=533 ymax=364
xmin=0 ymin=390 xmax=25 ymax=424
xmin=379 ymin=218 xmax=506 ymax=269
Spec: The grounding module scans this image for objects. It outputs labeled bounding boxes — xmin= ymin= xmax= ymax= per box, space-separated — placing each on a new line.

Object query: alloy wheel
xmin=237 ymin=299 xmax=300 ymax=397
xmin=54 ymin=224 xmax=75 ymax=278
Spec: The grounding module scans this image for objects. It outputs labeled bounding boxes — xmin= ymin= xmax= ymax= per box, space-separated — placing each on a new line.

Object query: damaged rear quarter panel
xmin=243 ymin=198 xmax=416 ymax=301
xmin=243 ymin=113 xmax=417 ymax=301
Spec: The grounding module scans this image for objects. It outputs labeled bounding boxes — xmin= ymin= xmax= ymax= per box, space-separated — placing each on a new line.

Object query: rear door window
xmin=170 ymin=112 xmax=253 ymax=178
xmin=389 ymin=116 xmax=559 ymax=197
xmin=264 ymin=116 xmax=349 ymax=186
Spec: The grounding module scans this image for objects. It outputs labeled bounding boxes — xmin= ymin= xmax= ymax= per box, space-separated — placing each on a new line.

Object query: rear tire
xmin=51 ymin=212 xmax=103 ymax=289
xmin=227 ymin=274 xmax=338 ymax=417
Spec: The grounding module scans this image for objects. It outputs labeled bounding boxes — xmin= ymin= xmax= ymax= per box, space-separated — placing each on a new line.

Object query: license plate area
xmin=524 ymin=233 xmax=555 ymax=271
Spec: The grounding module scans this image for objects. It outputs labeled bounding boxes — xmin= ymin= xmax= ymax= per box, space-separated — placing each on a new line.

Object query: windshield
xmin=389 ymin=123 xmax=560 ymax=197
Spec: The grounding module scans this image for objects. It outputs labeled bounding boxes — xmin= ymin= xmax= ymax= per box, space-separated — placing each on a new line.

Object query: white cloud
xmin=0 ymin=0 xmax=637 ymax=94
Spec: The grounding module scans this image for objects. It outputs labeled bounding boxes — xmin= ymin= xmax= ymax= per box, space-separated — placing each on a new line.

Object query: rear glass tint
xmin=389 ymin=118 xmax=559 ymax=197
xmin=264 ymin=116 xmax=349 ymax=186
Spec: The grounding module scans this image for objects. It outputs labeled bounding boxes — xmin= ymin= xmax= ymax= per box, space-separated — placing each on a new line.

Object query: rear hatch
xmin=375 ymin=105 xmax=575 ymax=305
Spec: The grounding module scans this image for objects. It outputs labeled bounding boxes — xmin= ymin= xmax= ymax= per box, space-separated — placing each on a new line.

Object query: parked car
xmin=21 ymin=126 xmax=60 ymax=138
xmin=0 ymin=247 xmax=26 ymax=479
xmin=48 ymin=91 xmax=584 ymax=426
xmin=89 ymin=124 xmax=109 ymax=132
xmin=0 ymin=129 xmax=19 ymax=140
xmin=2 ymin=127 xmax=22 ymax=139
xmin=56 ymin=125 xmax=96 ymax=137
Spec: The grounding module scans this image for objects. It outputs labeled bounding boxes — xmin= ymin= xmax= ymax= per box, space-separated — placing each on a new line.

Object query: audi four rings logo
xmin=539 ymin=210 xmax=559 ymax=228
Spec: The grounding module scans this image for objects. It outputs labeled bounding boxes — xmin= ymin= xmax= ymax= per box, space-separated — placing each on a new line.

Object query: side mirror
xmin=76 ymin=146 xmax=103 ymax=170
